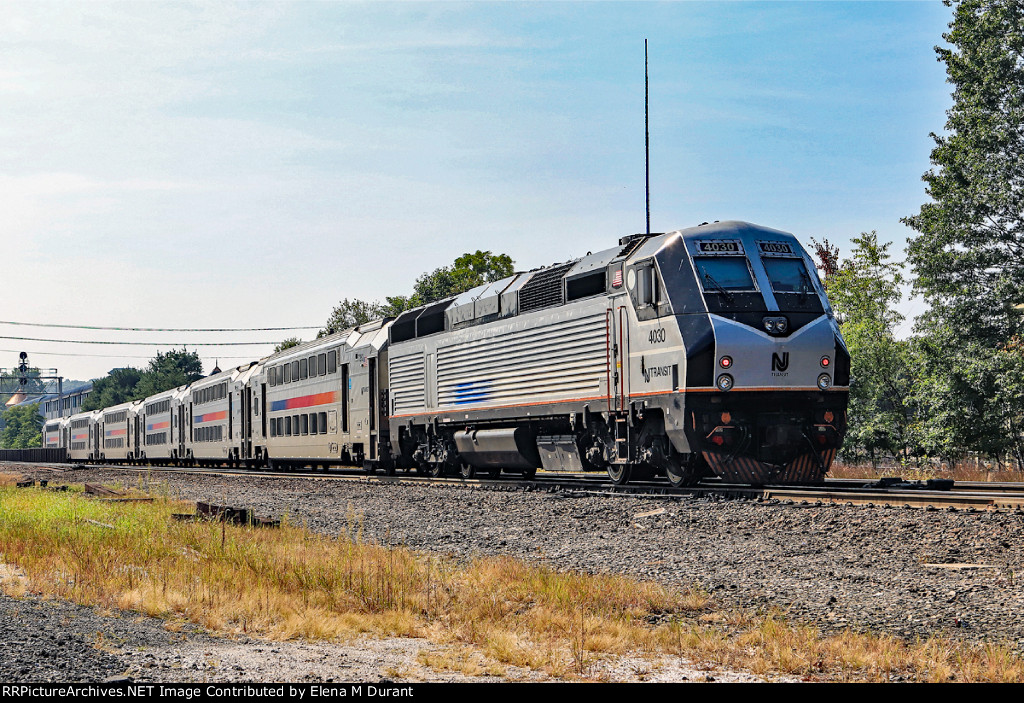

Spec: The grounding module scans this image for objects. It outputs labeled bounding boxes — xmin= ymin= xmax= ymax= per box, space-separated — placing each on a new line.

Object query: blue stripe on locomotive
xmin=453 ymin=380 xmax=491 ymax=405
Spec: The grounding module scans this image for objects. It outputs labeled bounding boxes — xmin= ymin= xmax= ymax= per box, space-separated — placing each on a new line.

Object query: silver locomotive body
xmin=385 ymin=221 xmax=848 ymax=485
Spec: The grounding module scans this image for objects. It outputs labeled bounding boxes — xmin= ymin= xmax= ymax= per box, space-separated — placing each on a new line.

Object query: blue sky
xmin=1 ymin=1 xmax=952 ymax=381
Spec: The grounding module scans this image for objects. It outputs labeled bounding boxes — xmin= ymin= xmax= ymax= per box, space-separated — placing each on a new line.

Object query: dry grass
xmin=2 ymin=483 xmax=1024 ymax=682
xmin=417 ymin=645 xmax=507 ymax=678
xmin=831 ymin=461 xmax=1024 ymax=483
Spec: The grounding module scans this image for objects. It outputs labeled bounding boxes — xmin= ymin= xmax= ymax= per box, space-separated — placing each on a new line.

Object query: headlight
xmin=817 ymin=373 xmax=832 ymax=390
xmin=776 ymin=318 xmax=788 ymax=333
xmin=764 ymin=319 xmax=777 ymax=333
xmin=716 ymin=374 xmax=734 ymax=391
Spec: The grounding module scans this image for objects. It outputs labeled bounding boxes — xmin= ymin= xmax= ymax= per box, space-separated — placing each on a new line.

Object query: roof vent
xmin=518 ymin=261 xmax=576 ymax=313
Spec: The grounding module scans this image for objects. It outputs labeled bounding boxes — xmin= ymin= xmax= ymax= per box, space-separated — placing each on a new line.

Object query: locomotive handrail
xmin=618 ymin=305 xmax=629 ymax=409
xmin=605 ymin=308 xmax=614 ymax=411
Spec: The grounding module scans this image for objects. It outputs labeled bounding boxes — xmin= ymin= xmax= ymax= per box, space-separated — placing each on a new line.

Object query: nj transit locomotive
xmin=50 ymin=221 xmax=849 ymax=485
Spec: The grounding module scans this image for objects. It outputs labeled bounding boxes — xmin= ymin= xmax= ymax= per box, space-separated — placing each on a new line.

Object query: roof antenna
xmin=645 ymin=39 xmax=651 ymax=236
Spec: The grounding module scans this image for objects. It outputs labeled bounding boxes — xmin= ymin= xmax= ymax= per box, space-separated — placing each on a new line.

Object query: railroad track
xmin=9 ymin=460 xmax=1024 ymax=512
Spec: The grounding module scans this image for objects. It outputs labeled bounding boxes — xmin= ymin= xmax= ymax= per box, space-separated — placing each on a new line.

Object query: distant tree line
xmin=82 ymin=349 xmax=204 ymax=412
xmin=823 ymin=0 xmax=1024 ymax=468
xmin=1 ymin=403 xmax=43 ymax=449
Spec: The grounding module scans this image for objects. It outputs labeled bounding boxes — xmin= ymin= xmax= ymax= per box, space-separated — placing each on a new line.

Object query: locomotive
xmin=50 ymin=220 xmax=848 ymax=486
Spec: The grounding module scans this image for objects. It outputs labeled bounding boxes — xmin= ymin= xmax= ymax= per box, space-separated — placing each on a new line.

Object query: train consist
xmin=45 ymin=221 xmax=849 ymax=485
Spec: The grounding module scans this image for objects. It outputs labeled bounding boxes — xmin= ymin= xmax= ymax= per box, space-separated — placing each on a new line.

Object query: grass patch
xmin=0 ymin=473 xmax=25 ymax=488
xmin=1 ymin=483 xmax=1023 ymax=681
xmin=831 ymin=461 xmax=1024 ymax=483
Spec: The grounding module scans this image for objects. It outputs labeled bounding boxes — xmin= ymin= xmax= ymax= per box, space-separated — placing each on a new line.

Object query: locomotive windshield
xmin=693 ymin=257 xmax=758 ymax=293
xmin=762 ymin=257 xmax=813 ymax=294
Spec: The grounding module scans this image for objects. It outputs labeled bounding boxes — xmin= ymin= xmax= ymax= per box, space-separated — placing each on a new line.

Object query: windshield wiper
xmin=798 ymin=270 xmax=813 ymax=303
xmin=703 ymin=272 xmax=735 ymax=305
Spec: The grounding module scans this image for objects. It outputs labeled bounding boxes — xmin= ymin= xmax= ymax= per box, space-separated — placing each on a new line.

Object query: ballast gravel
xmin=4 ymin=464 xmax=1024 ymax=682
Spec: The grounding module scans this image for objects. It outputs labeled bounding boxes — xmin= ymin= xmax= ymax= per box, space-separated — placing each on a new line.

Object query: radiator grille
xmin=389 ymin=352 xmax=426 ymax=414
xmin=518 ymin=261 xmax=576 ymax=313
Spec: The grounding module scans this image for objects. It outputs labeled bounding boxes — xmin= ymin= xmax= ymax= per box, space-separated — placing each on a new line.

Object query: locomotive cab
xmin=644 ymin=221 xmax=849 ymax=484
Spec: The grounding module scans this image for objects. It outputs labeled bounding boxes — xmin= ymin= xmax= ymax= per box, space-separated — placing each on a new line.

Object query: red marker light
xmin=820 ymin=356 xmax=831 ymax=368
xmin=719 ymin=356 xmax=732 ymax=369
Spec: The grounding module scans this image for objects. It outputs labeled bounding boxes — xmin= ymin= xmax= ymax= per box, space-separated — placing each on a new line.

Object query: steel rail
xmin=7 ymin=460 xmax=1024 ymax=511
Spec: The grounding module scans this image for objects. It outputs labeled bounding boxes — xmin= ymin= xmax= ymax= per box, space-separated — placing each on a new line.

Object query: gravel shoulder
xmin=5 ymin=464 xmax=1024 ymax=681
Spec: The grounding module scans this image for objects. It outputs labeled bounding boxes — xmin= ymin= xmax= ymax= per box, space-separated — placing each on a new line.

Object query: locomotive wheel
xmin=521 ymin=467 xmax=537 ymax=480
xmin=607 ymin=462 xmax=632 ymax=485
xmin=664 ymin=455 xmax=700 ymax=488
xmin=459 ymin=463 xmax=476 ymax=479
xmin=426 ymin=462 xmax=444 ymax=478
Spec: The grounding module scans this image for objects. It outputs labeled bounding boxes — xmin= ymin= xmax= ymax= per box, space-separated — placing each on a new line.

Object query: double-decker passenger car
xmin=43 ymin=418 xmax=64 ymax=449
xmin=259 ymin=320 xmax=390 ymax=468
xmin=138 ymin=386 xmax=187 ymax=464
xmin=182 ymin=367 xmax=239 ymax=466
xmin=98 ymin=400 xmax=140 ymax=463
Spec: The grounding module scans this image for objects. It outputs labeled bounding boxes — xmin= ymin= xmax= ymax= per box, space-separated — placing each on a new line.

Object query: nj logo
xmin=771 ymin=352 xmax=790 ymax=372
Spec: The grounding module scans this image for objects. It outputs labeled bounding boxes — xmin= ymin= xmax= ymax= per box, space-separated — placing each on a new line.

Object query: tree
xmin=380 ymin=296 xmax=414 ymax=318
xmin=454 ymin=250 xmax=515 ymax=283
xmin=0 ymin=403 xmax=43 ymax=448
xmin=903 ymin=0 xmax=1024 ymax=465
xmin=827 ymin=232 xmax=918 ymax=466
xmin=412 ymin=250 xmax=515 ymax=305
xmin=809 ymin=237 xmax=841 ymax=284
xmin=84 ymin=349 xmax=205 ymax=410
xmin=319 ymin=299 xmax=384 ymax=337
xmin=274 ymin=337 xmax=303 ymax=353
xmin=83 ymin=367 xmax=143 ymax=411
xmin=134 ymin=348 xmax=204 ymax=398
